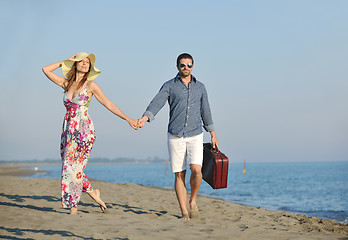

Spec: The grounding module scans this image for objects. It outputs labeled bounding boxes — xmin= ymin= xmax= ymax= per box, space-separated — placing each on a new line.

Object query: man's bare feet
xmin=181 ymin=213 xmax=190 ymax=220
xmin=189 ymin=202 xmax=199 ymax=219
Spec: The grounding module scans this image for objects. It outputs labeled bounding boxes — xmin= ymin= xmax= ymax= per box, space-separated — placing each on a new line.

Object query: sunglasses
xmin=179 ymin=63 xmax=193 ymax=68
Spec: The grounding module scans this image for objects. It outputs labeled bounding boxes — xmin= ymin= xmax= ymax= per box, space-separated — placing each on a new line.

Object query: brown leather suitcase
xmin=202 ymin=143 xmax=229 ymax=189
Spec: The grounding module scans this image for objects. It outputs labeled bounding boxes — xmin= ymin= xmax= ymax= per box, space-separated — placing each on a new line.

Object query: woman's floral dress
xmin=60 ymin=88 xmax=95 ymax=208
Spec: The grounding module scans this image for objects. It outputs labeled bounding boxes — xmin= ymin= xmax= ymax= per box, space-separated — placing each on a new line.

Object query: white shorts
xmin=167 ymin=133 xmax=203 ymax=173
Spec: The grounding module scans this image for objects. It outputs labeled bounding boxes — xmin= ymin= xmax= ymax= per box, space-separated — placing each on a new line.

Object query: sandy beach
xmin=0 ymin=164 xmax=347 ymax=240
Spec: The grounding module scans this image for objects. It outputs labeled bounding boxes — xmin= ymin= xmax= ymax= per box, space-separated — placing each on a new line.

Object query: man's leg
xmin=187 ymin=133 xmax=203 ymax=218
xmin=189 ymin=164 xmax=202 ymax=212
xmin=168 ymin=133 xmax=189 ymax=219
xmin=174 ymin=170 xmax=189 ymax=219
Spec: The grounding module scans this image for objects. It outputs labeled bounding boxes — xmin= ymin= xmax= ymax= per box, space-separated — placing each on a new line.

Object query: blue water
xmin=29 ymin=161 xmax=348 ymax=224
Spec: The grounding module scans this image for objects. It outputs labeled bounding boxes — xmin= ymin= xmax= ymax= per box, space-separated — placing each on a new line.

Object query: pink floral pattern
xmin=60 ymin=88 xmax=95 ymax=208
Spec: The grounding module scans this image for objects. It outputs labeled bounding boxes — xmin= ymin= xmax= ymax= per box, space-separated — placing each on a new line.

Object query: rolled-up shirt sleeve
xmin=143 ymin=82 xmax=170 ymax=122
xmin=201 ymin=85 xmax=215 ymax=132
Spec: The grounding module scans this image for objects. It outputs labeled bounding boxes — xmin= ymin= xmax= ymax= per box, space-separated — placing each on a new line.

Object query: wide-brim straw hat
xmin=62 ymin=52 xmax=101 ymax=81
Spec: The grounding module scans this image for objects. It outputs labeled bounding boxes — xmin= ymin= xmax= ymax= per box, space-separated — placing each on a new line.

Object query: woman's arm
xmin=42 ymin=61 xmax=66 ymax=88
xmin=88 ymin=81 xmax=139 ymax=130
xmin=42 ymin=54 xmax=78 ymax=88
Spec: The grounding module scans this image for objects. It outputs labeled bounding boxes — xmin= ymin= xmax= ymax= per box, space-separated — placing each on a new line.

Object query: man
xmin=138 ymin=53 xmax=218 ymax=220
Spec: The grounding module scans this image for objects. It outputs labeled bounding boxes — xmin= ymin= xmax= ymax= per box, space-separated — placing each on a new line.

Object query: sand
xmin=0 ymin=164 xmax=347 ymax=240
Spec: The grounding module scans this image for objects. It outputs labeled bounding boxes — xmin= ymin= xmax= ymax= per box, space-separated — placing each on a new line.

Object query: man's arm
xmin=201 ymin=85 xmax=218 ymax=149
xmin=138 ymin=82 xmax=170 ymax=128
xmin=210 ymin=130 xmax=218 ymax=149
xmin=201 ymin=86 xmax=214 ymax=131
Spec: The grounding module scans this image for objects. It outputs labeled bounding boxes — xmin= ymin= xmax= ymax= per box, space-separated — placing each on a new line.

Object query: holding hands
xmin=137 ymin=116 xmax=148 ymax=128
xmin=127 ymin=118 xmax=140 ymax=130
xmin=127 ymin=116 xmax=148 ymax=130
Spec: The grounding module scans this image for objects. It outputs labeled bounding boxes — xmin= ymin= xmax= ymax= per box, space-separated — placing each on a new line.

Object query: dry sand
xmin=0 ymin=164 xmax=347 ymax=240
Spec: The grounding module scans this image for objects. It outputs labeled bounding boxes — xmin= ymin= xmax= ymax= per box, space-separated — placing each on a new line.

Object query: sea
xmin=27 ymin=161 xmax=348 ymax=224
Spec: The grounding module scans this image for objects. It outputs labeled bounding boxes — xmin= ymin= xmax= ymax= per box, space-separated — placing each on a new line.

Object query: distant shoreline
xmin=0 ymin=158 xmax=167 ymax=165
xmin=0 ymin=161 xmax=168 ymax=177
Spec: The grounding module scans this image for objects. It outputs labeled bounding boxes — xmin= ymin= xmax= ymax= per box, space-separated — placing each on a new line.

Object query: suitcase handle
xmin=204 ymin=143 xmax=220 ymax=154
xmin=212 ymin=147 xmax=219 ymax=153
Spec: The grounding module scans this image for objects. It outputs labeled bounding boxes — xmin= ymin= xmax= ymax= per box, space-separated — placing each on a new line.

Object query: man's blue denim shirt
xmin=143 ymin=74 xmax=215 ymax=138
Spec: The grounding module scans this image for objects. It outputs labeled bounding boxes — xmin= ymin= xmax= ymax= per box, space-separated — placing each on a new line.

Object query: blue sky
xmin=1 ymin=0 xmax=347 ymax=162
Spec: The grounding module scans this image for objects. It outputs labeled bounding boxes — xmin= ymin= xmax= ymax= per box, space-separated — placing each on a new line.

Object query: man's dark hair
xmin=176 ymin=53 xmax=194 ymax=66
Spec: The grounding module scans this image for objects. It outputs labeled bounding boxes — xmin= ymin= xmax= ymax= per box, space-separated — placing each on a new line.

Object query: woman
xmin=42 ymin=52 xmax=138 ymax=214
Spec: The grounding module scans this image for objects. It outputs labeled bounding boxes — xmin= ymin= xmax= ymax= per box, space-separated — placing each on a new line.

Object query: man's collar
xmin=175 ymin=73 xmax=197 ymax=82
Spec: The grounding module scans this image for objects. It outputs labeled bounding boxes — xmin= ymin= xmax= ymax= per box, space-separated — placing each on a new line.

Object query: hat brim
xmin=62 ymin=52 xmax=100 ymax=81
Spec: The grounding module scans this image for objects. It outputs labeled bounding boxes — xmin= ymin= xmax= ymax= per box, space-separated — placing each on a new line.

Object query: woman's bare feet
xmin=95 ymin=189 xmax=108 ymax=213
xmin=70 ymin=207 xmax=78 ymax=215
xmin=88 ymin=189 xmax=108 ymax=213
